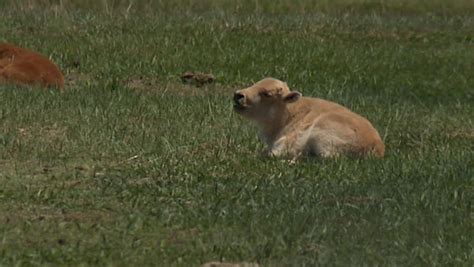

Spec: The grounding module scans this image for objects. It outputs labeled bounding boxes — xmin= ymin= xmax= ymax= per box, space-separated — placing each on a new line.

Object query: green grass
xmin=0 ymin=0 xmax=473 ymax=266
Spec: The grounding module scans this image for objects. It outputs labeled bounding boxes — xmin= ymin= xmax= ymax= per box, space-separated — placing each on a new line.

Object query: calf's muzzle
xmin=233 ymin=92 xmax=245 ymax=106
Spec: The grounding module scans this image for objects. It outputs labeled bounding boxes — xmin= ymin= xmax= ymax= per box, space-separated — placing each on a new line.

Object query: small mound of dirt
xmin=201 ymin=262 xmax=259 ymax=267
xmin=124 ymin=76 xmax=160 ymax=90
xmin=65 ymin=70 xmax=92 ymax=88
xmin=180 ymin=71 xmax=215 ymax=87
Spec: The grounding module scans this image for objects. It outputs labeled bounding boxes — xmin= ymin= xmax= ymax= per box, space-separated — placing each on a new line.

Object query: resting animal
xmin=0 ymin=43 xmax=64 ymax=89
xmin=233 ymin=77 xmax=385 ymax=160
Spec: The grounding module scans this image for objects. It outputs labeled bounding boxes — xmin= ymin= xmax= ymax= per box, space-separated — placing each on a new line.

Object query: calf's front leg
xmin=268 ymin=134 xmax=304 ymax=162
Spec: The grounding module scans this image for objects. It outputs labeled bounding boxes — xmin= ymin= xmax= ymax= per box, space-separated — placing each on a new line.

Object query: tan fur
xmin=0 ymin=43 xmax=64 ymax=89
xmin=233 ymin=77 xmax=385 ymax=159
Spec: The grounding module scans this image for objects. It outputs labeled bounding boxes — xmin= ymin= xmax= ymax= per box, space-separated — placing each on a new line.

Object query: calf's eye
xmin=260 ymin=91 xmax=271 ymax=97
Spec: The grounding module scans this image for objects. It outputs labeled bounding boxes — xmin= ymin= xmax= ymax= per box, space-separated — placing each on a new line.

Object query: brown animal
xmin=233 ymin=78 xmax=385 ymax=160
xmin=0 ymin=43 xmax=64 ymax=89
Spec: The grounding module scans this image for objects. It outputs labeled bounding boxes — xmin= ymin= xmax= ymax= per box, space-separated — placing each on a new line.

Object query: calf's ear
xmin=283 ymin=91 xmax=302 ymax=103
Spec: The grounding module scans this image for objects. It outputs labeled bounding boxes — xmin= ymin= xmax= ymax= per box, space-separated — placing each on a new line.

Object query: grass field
xmin=0 ymin=0 xmax=473 ymax=266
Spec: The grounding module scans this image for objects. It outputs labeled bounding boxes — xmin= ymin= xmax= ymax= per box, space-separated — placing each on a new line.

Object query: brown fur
xmin=233 ymin=77 xmax=385 ymax=159
xmin=0 ymin=43 xmax=64 ymax=89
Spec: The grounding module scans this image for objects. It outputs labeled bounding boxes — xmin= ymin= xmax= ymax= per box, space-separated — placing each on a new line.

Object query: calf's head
xmin=233 ymin=78 xmax=301 ymax=122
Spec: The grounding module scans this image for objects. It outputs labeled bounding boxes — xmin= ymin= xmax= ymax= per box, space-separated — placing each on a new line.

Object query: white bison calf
xmin=233 ymin=78 xmax=385 ymax=159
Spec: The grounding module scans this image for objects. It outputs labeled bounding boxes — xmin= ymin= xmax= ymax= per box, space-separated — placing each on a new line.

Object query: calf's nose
xmin=233 ymin=92 xmax=245 ymax=105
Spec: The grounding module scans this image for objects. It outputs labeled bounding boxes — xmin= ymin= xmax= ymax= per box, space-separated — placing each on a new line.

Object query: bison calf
xmin=0 ymin=43 xmax=64 ymax=89
xmin=233 ymin=78 xmax=385 ymax=160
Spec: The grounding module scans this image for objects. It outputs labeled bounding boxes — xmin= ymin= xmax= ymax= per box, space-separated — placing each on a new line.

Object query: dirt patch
xmin=201 ymin=262 xmax=259 ymax=267
xmin=166 ymin=227 xmax=201 ymax=246
xmin=17 ymin=124 xmax=68 ymax=141
xmin=180 ymin=71 xmax=215 ymax=87
xmin=127 ymin=176 xmax=154 ymax=186
xmin=3 ymin=205 xmax=113 ymax=226
xmin=446 ymin=129 xmax=474 ymax=140
xmin=124 ymin=75 xmax=160 ymax=91
xmin=320 ymin=196 xmax=382 ymax=205
xmin=124 ymin=75 xmax=220 ymax=97
xmin=65 ymin=70 xmax=93 ymax=88
xmin=38 ymin=210 xmax=107 ymax=223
